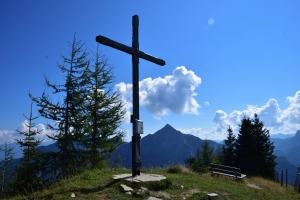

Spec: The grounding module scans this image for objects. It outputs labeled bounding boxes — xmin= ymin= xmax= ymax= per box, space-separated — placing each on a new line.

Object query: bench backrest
xmin=210 ymin=163 xmax=242 ymax=177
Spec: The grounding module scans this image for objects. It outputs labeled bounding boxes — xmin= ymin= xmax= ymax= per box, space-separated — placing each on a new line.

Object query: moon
xmin=208 ymin=18 xmax=215 ymax=25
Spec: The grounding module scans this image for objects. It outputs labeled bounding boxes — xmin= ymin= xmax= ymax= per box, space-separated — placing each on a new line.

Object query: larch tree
xmin=12 ymin=103 xmax=43 ymax=194
xmin=30 ymin=34 xmax=89 ymax=179
xmin=0 ymin=142 xmax=15 ymax=197
xmin=80 ymin=48 xmax=125 ymax=169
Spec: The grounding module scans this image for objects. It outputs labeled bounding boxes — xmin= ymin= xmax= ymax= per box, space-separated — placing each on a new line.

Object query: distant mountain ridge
xmin=272 ymin=130 xmax=300 ymax=167
xmin=0 ymin=141 xmax=57 ymax=159
xmin=110 ymin=124 xmax=221 ymax=168
xmin=270 ymin=133 xmax=295 ymax=139
xmin=2 ymin=126 xmax=299 ymax=186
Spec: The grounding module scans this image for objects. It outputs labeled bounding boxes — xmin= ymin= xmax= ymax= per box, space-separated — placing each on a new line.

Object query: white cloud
xmin=180 ymin=91 xmax=300 ymax=140
xmin=115 ymin=66 xmax=201 ymax=120
xmin=210 ymin=91 xmax=300 ymax=138
xmin=212 ymin=110 xmax=229 ymax=132
xmin=0 ymin=121 xmax=53 ymax=144
xmin=121 ymin=129 xmax=131 ymax=142
xmin=281 ymin=91 xmax=300 ymax=124
xmin=178 ymin=127 xmax=224 ymax=141
xmin=204 ymin=101 xmax=210 ymax=106
xmin=0 ymin=130 xmax=15 ymax=143
xmin=257 ymin=99 xmax=282 ymax=127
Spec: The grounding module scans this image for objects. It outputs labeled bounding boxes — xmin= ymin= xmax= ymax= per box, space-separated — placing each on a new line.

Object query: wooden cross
xmin=96 ymin=15 xmax=166 ymax=176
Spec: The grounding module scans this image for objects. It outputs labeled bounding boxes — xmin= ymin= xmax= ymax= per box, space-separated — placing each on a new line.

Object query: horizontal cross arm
xmin=138 ymin=51 xmax=165 ymax=66
xmin=96 ymin=35 xmax=134 ymax=55
xmin=96 ymin=35 xmax=166 ymax=66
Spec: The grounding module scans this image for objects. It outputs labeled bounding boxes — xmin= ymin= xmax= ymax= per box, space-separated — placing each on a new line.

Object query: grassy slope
xmin=10 ymin=167 xmax=299 ymax=200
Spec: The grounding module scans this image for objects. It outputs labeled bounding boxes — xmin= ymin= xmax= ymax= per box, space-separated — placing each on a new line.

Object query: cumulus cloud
xmin=212 ymin=110 xmax=229 ymax=132
xmin=210 ymin=91 xmax=300 ymax=137
xmin=178 ymin=127 xmax=225 ymax=140
xmin=281 ymin=91 xmax=300 ymax=124
xmin=115 ymin=66 xmax=201 ymax=120
xmin=0 ymin=121 xmax=53 ymax=144
xmin=257 ymin=99 xmax=282 ymax=127
xmin=0 ymin=130 xmax=15 ymax=143
xmin=177 ymin=91 xmax=300 ymax=140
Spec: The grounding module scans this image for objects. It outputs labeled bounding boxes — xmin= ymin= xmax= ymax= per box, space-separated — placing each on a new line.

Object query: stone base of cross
xmin=96 ymin=15 xmax=165 ymax=176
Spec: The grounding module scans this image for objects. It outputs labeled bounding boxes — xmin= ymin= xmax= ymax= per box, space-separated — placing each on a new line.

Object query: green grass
xmin=9 ymin=166 xmax=299 ymax=200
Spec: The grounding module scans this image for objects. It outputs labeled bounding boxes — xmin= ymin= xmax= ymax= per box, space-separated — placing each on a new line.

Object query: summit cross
xmin=95 ymin=15 xmax=166 ymax=176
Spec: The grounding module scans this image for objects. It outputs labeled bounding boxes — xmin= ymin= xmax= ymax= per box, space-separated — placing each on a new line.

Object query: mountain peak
xmin=163 ymin=124 xmax=175 ymax=130
xmin=295 ymin=130 xmax=300 ymax=138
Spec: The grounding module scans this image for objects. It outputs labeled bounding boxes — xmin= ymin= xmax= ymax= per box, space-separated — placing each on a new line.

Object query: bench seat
xmin=210 ymin=163 xmax=246 ymax=180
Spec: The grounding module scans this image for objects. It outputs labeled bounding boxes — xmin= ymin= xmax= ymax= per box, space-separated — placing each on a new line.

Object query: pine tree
xmin=251 ymin=113 xmax=277 ymax=179
xmin=30 ymin=34 xmax=89 ymax=179
xmin=0 ymin=142 xmax=15 ymax=197
xmin=234 ymin=114 xmax=277 ymax=179
xmin=12 ymin=103 xmax=43 ymax=194
xmin=184 ymin=157 xmax=196 ymax=168
xmin=234 ymin=116 xmax=254 ymax=175
xmin=222 ymin=125 xmax=236 ymax=166
xmin=212 ymin=145 xmax=224 ymax=165
xmin=192 ymin=139 xmax=214 ymax=173
xmin=80 ymin=48 xmax=125 ymax=169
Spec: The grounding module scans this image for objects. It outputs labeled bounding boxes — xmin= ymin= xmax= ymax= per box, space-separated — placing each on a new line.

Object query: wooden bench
xmin=209 ymin=163 xmax=246 ymax=180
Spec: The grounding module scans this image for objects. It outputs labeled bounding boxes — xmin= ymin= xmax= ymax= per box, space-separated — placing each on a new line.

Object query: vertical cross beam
xmin=132 ymin=15 xmax=140 ymax=176
xmin=95 ymin=15 xmax=165 ymax=177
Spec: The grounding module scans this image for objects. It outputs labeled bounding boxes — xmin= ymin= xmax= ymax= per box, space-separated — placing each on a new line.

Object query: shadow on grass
xmin=72 ymin=179 xmax=121 ymax=194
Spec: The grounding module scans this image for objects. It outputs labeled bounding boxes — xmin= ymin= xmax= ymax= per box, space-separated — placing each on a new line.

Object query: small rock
xmin=207 ymin=193 xmax=219 ymax=199
xmin=141 ymin=187 xmax=148 ymax=191
xmin=137 ymin=186 xmax=148 ymax=195
xmin=147 ymin=197 xmax=163 ymax=200
xmin=71 ymin=193 xmax=76 ymax=197
xmin=120 ymin=184 xmax=133 ymax=192
xmin=180 ymin=185 xmax=184 ymax=189
xmin=160 ymin=191 xmax=171 ymax=199
xmin=125 ymin=191 xmax=132 ymax=195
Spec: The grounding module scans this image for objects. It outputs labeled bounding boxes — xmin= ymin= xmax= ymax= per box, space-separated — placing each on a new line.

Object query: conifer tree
xmin=192 ymin=139 xmax=214 ymax=173
xmin=222 ymin=125 xmax=236 ymax=166
xmin=0 ymin=142 xmax=15 ymax=197
xmin=12 ymin=103 xmax=43 ymax=194
xmin=251 ymin=113 xmax=277 ymax=179
xmin=234 ymin=116 xmax=254 ymax=175
xmin=184 ymin=157 xmax=196 ymax=168
xmin=212 ymin=145 xmax=224 ymax=165
xmin=30 ymin=34 xmax=89 ymax=179
xmin=80 ymin=48 xmax=125 ymax=169
xmin=234 ymin=114 xmax=277 ymax=179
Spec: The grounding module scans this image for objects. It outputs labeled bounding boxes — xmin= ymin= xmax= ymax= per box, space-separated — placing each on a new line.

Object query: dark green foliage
xmin=166 ymin=165 xmax=182 ymax=174
xmin=222 ymin=126 xmax=236 ymax=166
xmin=251 ymin=113 xmax=277 ymax=179
xmin=234 ymin=116 xmax=254 ymax=175
xmin=80 ymin=47 xmax=125 ymax=170
xmin=234 ymin=114 xmax=277 ymax=179
xmin=12 ymin=103 xmax=44 ymax=194
xmin=184 ymin=157 xmax=196 ymax=168
xmin=211 ymin=145 xmax=224 ymax=165
xmin=191 ymin=139 xmax=214 ymax=173
xmin=146 ymin=179 xmax=172 ymax=191
xmin=30 ymin=35 xmax=125 ymax=180
xmin=0 ymin=142 xmax=15 ymax=197
xmin=30 ymin=34 xmax=90 ymax=179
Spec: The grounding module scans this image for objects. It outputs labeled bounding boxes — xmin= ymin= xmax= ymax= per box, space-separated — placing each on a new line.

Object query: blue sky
xmin=0 ymin=0 xmax=300 ymax=144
